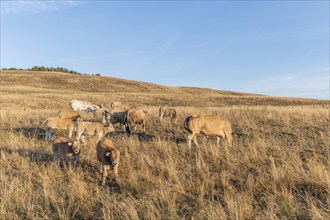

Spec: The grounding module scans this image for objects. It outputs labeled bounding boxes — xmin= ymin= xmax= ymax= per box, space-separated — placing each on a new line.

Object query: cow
xmin=42 ymin=117 xmax=77 ymax=140
xmin=109 ymin=101 xmax=136 ymax=110
xmin=102 ymin=109 xmax=127 ymax=130
xmin=58 ymin=109 xmax=81 ymax=120
xmin=69 ymin=100 xmax=103 ymax=117
xmin=75 ymin=119 xmax=115 ymax=143
xmin=159 ymin=106 xmax=178 ymax=124
xmin=52 ymin=137 xmax=81 ymax=169
xmin=96 ymin=137 xmax=121 ymax=185
xmin=125 ymin=109 xmax=146 ymax=135
xmin=184 ymin=114 xmax=234 ymax=148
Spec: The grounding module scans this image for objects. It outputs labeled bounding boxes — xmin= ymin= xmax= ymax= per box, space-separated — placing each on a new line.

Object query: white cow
xmin=69 ymin=100 xmax=103 ymax=117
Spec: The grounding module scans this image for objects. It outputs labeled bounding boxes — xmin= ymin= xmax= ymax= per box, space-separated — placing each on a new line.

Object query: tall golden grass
xmin=0 ymin=71 xmax=329 ymax=219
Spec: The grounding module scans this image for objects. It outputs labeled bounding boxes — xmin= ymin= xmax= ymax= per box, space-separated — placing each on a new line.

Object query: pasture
xmin=0 ymin=70 xmax=329 ymax=219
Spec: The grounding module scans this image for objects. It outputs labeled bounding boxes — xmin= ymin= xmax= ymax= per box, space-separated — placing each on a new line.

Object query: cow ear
xmin=68 ymin=142 xmax=73 ymax=146
xmin=105 ymin=152 xmax=111 ymax=157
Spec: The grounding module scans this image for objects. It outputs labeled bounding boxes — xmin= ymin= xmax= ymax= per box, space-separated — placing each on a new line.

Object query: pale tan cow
xmin=52 ymin=137 xmax=81 ymax=169
xmin=42 ymin=117 xmax=77 ymax=140
xmin=184 ymin=114 xmax=234 ymax=148
xmin=58 ymin=109 xmax=81 ymax=120
xmin=126 ymin=108 xmax=146 ymax=134
xmin=159 ymin=106 xmax=177 ymax=124
xmin=75 ymin=119 xmax=115 ymax=143
xmin=96 ymin=137 xmax=120 ymax=185
xmin=109 ymin=101 xmax=136 ymax=110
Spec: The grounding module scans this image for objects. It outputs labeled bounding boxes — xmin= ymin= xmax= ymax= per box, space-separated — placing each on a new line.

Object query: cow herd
xmin=42 ymin=99 xmax=234 ymax=185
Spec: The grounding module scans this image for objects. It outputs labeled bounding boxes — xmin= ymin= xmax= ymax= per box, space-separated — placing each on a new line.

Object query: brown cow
xmin=159 ymin=106 xmax=177 ymax=124
xmin=96 ymin=137 xmax=121 ymax=185
xmin=184 ymin=114 xmax=234 ymax=148
xmin=52 ymin=137 xmax=81 ymax=169
xmin=125 ymin=108 xmax=146 ymax=134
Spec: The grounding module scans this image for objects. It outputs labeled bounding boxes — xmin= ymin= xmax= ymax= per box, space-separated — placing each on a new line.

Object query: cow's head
xmin=68 ymin=140 xmax=81 ymax=155
xmin=104 ymin=122 xmax=115 ymax=133
xmin=102 ymin=110 xmax=112 ymax=123
xmin=105 ymin=149 xmax=120 ymax=168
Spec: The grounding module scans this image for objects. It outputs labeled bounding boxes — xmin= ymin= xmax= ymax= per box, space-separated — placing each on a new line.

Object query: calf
xmin=52 ymin=137 xmax=81 ymax=168
xmin=75 ymin=120 xmax=115 ymax=143
xmin=96 ymin=137 xmax=120 ymax=185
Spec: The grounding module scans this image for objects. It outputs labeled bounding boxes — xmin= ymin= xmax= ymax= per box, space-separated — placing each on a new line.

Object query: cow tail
xmin=184 ymin=114 xmax=193 ymax=133
xmin=159 ymin=106 xmax=163 ymax=117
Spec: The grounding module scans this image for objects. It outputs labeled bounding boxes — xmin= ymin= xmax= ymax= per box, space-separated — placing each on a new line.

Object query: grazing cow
xmin=58 ymin=109 xmax=81 ymax=120
xmin=69 ymin=100 xmax=103 ymax=117
xmin=42 ymin=117 xmax=77 ymax=140
xmin=109 ymin=101 xmax=136 ymax=110
xmin=125 ymin=109 xmax=146 ymax=134
xmin=159 ymin=106 xmax=178 ymax=124
xmin=75 ymin=119 xmax=115 ymax=143
xmin=52 ymin=137 xmax=81 ymax=169
xmin=102 ymin=109 xmax=127 ymax=129
xmin=96 ymin=137 xmax=121 ymax=185
xmin=184 ymin=114 xmax=234 ymax=148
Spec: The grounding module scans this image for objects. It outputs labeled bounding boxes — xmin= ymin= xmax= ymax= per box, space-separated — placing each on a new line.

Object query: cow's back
xmin=70 ymin=100 xmax=92 ymax=111
xmin=96 ymin=137 xmax=115 ymax=164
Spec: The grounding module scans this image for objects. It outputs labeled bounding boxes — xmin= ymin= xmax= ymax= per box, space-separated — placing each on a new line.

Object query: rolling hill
xmin=0 ymin=70 xmax=329 ymax=219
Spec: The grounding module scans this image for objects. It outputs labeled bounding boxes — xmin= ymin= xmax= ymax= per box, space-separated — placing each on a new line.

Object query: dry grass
xmin=0 ymin=71 xmax=329 ymax=219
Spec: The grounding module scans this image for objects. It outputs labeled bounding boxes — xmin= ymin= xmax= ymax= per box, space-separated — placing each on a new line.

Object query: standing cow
xmin=102 ymin=109 xmax=127 ymax=130
xmin=96 ymin=137 xmax=121 ymax=185
xmin=159 ymin=106 xmax=178 ymax=124
xmin=125 ymin=109 xmax=147 ymax=135
xmin=184 ymin=114 xmax=234 ymax=148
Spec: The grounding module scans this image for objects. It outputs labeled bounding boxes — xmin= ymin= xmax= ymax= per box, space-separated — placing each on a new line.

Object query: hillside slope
xmin=1 ymin=70 xmax=328 ymax=108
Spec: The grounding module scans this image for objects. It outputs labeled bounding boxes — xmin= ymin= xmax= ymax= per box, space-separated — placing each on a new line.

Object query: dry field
xmin=0 ymin=70 xmax=329 ymax=219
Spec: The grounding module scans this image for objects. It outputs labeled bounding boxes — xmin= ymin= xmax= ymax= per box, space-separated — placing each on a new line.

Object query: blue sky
xmin=1 ymin=1 xmax=329 ymax=99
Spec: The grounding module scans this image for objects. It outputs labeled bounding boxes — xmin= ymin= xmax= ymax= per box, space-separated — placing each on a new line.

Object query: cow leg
xmin=193 ymin=135 xmax=199 ymax=148
xmin=113 ymin=165 xmax=119 ymax=182
xmin=102 ymin=168 xmax=107 ymax=186
xmin=216 ymin=136 xmax=221 ymax=147
xmin=160 ymin=113 xmax=164 ymax=122
xmin=188 ymin=133 xmax=195 ymax=149
xmin=81 ymin=135 xmax=86 ymax=144
xmin=100 ymin=164 xmax=103 ymax=173
xmin=224 ymin=131 xmax=233 ymax=147
xmin=68 ymin=129 xmax=73 ymax=139
xmin=76 ymin=132 xmax=81 ymax=141
xmin=73 ymin=158 xmax=78 ymax=170
xmin=46 ymin=128 xmax=52 ymax=140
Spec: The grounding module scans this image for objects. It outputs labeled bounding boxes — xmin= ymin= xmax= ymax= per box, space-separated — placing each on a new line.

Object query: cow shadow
xmin=10 ymin=127 xmax=46 ymax=140
xmin=0 ymin=146 xmax=53 ymax=164
xmin=107 ymin=130 xmax=158 ymax=142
